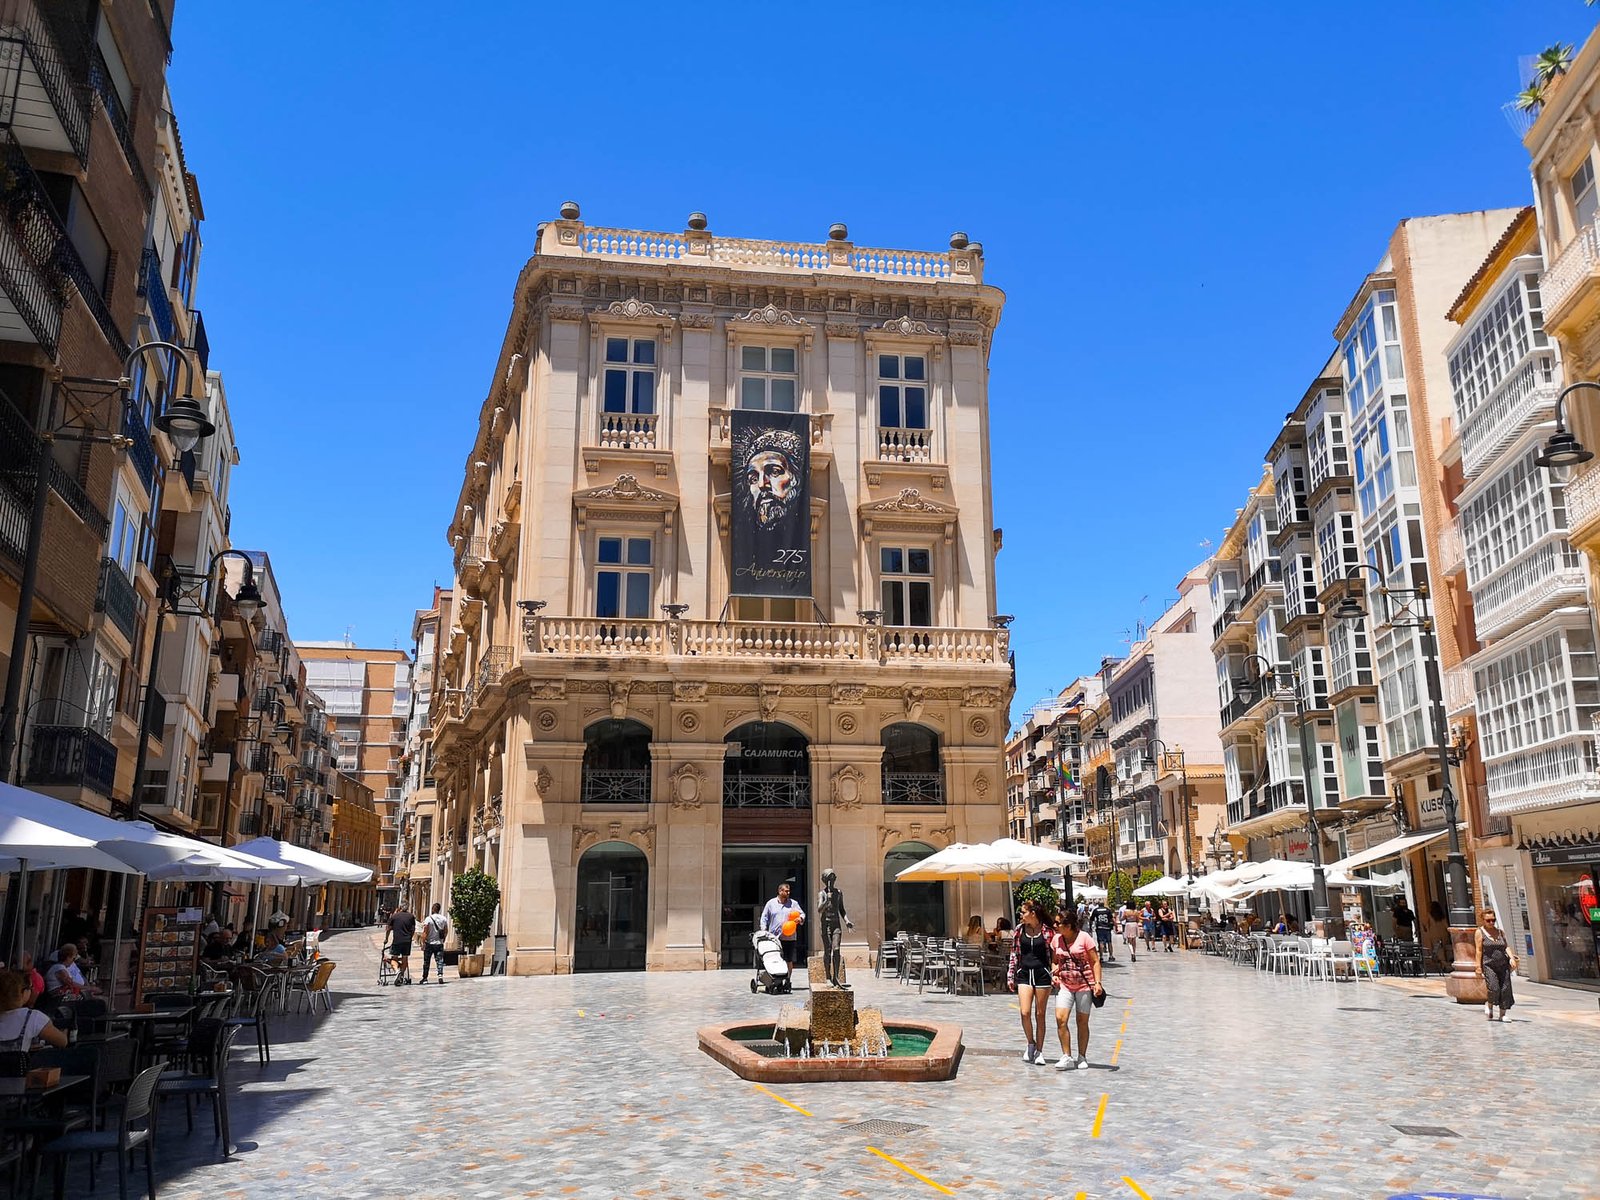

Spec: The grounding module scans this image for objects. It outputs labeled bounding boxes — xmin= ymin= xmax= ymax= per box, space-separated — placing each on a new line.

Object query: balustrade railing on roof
xmin=563 ymin=226 xmax=975 ymax=283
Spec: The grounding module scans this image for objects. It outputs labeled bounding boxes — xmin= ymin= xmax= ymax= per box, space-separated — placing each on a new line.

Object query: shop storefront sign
xmin=1529 ymin=843 xmax=1600 ymax=868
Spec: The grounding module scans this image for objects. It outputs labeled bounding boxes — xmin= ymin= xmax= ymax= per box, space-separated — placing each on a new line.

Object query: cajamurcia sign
xmin=730 ymin=410 xmax=811 ymax=599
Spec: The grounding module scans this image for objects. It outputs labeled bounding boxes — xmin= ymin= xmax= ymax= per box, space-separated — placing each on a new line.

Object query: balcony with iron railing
xmin=0 ymin=383 xmax=107 ymax=559
xmin=581 ymin=768 xmax=650 ymax=806
xmin=93 ymin=557 xmax=136 ymax=641
xmin=189 ymin=308 xmax=209 ymax=370
xmin=138 ymin=246 xmax=174 ymax=343
xmin=0 ymin=10 xmax=92 ymax=163
xmin=0 ymin=128 xmax=125 ymax=357
xmin=88 ymin=43 xmax=150 ymax=202
xmin=266 ymin=773 xmax=287 ymax=796
xmin=723 ymin=776 xmax=811 ymax=808
xmin=1240 ymin=559 xmax=1283 ymax=605
xmin=120 ymin=404 xmax=156 ymax=496
xmin=1469 ymin=537 xmax=1589 ymax=642
xmin=882 ymin=770 xmax=945 ymax=806
xmin=1210 ymin=600 xmax=1243 ymax=644
xmin=1459 ymin=355 xmax=1559 ymax=480
xmin=25 ymin=719 xmax=116 ymax=799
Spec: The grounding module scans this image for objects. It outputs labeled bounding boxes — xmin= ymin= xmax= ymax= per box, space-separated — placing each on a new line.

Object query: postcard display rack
xmin=133 ymin=906 xmax=203 ymax=999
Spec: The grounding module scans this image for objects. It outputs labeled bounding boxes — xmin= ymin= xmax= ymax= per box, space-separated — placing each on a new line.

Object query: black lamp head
xmin=154 ymin=395 xmax=215 ymax=453
xmin=1329 ymin=592 xmax=1368 ymax=623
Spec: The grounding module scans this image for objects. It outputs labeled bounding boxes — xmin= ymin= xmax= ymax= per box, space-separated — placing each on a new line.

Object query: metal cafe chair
xmin=40 ymin=1061 xmax=164 ymax=1200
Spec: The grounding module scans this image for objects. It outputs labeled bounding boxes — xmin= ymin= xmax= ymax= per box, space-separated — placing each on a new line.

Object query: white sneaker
xmin=1076 ymin=1056 xmax=1090 ymax=1070
xmin=1022 ymin=1045 xmax=1036 ymax=1063
xmin=1055 ymin=1054 xmax=1073 ymax=1071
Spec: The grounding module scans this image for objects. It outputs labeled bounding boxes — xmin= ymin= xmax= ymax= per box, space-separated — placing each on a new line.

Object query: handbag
xmin=1091 ymin=986 xmax=1108 ymax=1009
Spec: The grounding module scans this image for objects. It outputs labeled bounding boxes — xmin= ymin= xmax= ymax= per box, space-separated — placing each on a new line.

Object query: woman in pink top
xmin=1050 ymin=910 xmax=1103 ymax=1070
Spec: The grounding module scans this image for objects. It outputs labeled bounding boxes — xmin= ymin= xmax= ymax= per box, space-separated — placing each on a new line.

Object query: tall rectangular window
xmin=603 ymin=337 xmax=656 ymax=414
xmin=596 ymin=536 xmax=652 ymax=619
xmin=877 ymin=354 xmax=928 ymax=429
xmin=738 ymin=345 xmax=797 ymax=411
xmin=881 ymin=546 xmax=932 ymax=627
xmin=1573 ymin=155 xmax=1598 ymax=231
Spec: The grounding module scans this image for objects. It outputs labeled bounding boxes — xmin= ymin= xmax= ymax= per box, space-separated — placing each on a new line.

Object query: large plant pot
xmin=458 ymin=953 xmax=486 ymax=978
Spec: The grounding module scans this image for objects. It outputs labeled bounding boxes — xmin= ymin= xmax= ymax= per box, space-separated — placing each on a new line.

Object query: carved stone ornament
xmin=732 ymin=303 xmax=810 ymax=328
xmin=674 ymin=680 xmax=708 ymax=703
xmin=880 ymin=827 xmax=903 ymax=850
xmin=832 ymin=682 xmax=865 ymax=704
xmin=973 ymin=772 xmax=991 ymax=798
xmin=630 ymin=824 xmax=657 ymax=855
xmin=903 ymin=685 xmax=926 ymax=722
xmin=929 ymin=825 xmax=955 ymax=845
xmin=548 ymin=303 xmax=587 ymax=321
xmin=832 ymin=764 xmax=865 ymax=811
xmin=825 ymin=321 xmax=858 ymax=338
xmin=948 ymin=329 xmax=983 ymax=346
xmin=531 ymin=681 xmax=566 ymax=701
xmin=879 ymin=315 xmax=938 ymax=336
xmin=837 ymin=712 xmax=857 ymax=735
xmin=679 ymin=711 xmax=700 ymax=733
xmin=609 ymin=680 xmax=632 ymax=720
xmin=680 ymin=312 xmax=714 ymax=329
xmin=537 ymin=709 xmax=558 ymax=732
xmin=573 ymin=825 xmax=600 ymax=855
xmin=670 ymin=762 xmax=705 ymax=810
xmin=962 ymin=686 xmax=1002 ymax=708
xmin=759 ymin=682 xmax=782 ymax=722
xmin=969 ymin=715 xmax=991 ymax=738
xmin=598 ymin=298 xmax=672 ymax=322
xmin=869 ymin=487 xmax=956 ymax=515
xmin=535 ymin=767 xmax=554 ymax=798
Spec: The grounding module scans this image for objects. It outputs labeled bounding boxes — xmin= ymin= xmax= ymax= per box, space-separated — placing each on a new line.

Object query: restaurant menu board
xmin=133 ymin=906 xmax=202 ymax=1001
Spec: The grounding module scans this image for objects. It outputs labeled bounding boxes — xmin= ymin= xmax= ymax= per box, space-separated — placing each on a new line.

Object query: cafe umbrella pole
xmin=106 ymin=873 xmax=129 ymax=1010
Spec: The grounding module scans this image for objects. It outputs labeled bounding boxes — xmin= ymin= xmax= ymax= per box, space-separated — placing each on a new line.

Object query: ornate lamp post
xmin=1141 ymin=738 xmax=1192 ymax=884
xmin=1331 ymin=562 xmax=1481 ymax=1001
xmin=1232 ymin=652 xmax=1333 ymax=931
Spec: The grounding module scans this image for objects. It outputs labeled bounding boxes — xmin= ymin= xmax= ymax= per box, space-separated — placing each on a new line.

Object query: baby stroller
xmin=378 ymin=936 xmax=397 ymax=986
xmin=750 ymin=929 xmax=792 ymax=994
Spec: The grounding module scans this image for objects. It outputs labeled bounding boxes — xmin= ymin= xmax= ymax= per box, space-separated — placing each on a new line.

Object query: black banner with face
xmin=730 ymin=409 xmax=811 ymax=599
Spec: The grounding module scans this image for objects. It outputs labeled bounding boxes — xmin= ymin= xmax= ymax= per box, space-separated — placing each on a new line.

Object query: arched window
xmin=883 ymin=840 xmax=946 ymax=938
xmin=880 ymin=722 xmax=943 ymax=805
xmin=582 ymin=719 xmax=652 ymax=806
xmin=723 ymin=721 xmax=810 ymax=808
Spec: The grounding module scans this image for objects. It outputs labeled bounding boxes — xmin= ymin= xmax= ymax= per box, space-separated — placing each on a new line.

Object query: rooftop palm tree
xmin=1517 ymin=82 xmax=1548 ymax=114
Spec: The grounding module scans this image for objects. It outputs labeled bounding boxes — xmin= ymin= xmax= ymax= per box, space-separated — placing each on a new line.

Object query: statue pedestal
xmin=808 ymin=956 xmax=847 ymax=989
xmin=809 ymin=986 xmax=857 ymax=1048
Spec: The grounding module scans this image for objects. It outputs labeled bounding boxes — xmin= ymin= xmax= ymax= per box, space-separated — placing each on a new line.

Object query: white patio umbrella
xmin=1132 ymin=875 xmax=1188 ymax=898
xmin=1073 ymin=883 xmax=1109 ymax=902
xmin=230 ymin=837 xmax=375 ymax=939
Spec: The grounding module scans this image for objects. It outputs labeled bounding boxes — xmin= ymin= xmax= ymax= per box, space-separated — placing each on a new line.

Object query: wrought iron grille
xmin=26 ymin=723 xmax=117 ymax=797
xmin=882 ymin=771 xmax=945 ymax=806
xmin=723 ymin=776 xmax=811 ymax=808
xmin=94 ymin=558 xmax=137 ymax=640
xmin=581 ymin=768 xmax=649 ymax=806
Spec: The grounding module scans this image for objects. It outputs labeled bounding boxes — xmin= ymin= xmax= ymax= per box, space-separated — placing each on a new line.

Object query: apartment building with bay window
xmin=430 ymin=205 xmax=1011 ymax=974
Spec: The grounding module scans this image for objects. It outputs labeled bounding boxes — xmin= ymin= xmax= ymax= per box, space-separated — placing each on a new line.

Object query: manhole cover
xmin=1391 ymin=1124 xmax=1461 ymax=1138
xmin=920 ymin=999 xmax=959 ymax=1005
xmin=1337 ymin=1006 xmax=1382 ymax=1012
xmin=840 ymin=1120 xmax=928 ymax=1137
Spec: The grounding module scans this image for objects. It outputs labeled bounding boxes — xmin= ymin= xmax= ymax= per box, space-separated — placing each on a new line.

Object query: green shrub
xmin=1010 ymin=879 xmax=1059 ymax=923
xmin=449 ymin=868 xmax=501 ymax=954
xmin=1106 ymin=869 xmax=1135 ymax=909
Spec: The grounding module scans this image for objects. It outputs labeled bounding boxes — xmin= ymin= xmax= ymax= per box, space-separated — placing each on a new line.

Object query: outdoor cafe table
xmin=106 ymin=1006 xmax=194 ymax=1065
xmin=0 ymin=1073 xmax=90 ymax=1103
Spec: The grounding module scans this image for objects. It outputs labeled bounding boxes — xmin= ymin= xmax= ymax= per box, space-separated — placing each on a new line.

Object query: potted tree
xmin=449 ymin=868 xmax=501 ymax=978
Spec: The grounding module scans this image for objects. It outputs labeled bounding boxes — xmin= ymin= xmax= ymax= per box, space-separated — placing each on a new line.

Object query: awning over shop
xmin=1326 ymin=828 xmax=1450 ymax=874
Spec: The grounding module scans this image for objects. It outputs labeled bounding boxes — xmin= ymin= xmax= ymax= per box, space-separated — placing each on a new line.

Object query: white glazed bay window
xmin=1446 ymin=272 xmax=1547 ymax=429
xmin=1473 ymin=622 xmax=1600 ymax=810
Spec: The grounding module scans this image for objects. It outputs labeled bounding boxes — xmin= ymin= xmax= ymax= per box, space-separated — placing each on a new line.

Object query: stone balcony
xmin=1541 ymin=216 xmax=1600 ymax=334
xmin=1565 ymin=460 xmax=1600 ymax=546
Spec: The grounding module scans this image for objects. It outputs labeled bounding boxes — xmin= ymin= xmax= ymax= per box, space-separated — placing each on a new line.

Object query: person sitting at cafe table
xmin=0 ymin=969 xmax=66 ymax=1049
xmin=201 ymin=926 xmax=237 ymax=961
xmin=1392 ymin=897 xmax=1416 ymax=941
xmin=43 ymin=943 xmax=98 ymax=1000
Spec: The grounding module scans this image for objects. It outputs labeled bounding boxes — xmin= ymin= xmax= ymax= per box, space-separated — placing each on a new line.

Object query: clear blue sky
xmin=167 ymin=1 xmax=1596 ymax=716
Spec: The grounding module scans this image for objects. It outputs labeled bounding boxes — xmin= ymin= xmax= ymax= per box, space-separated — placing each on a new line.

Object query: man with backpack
xmin=1091 ymin=900 xmax=1115 ymax=962
xmin=420 ymin=902 xmax=450 ymax=985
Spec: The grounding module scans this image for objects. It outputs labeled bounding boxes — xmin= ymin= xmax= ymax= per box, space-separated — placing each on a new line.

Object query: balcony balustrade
xmin=25 ymin=723 xmax=116 ymax=798
xmin=1542 ymin=216 xmax=1600 ymax=319
xmin=526 ymin=616 xmax=1007 ymax=665
xmin=88 ymin=43 xmax=149 ymax=201
xmin=876 ymin=426 xmax=933 ymax=463
xmin=120 ymin=405 xmax=156 ymax=496
xmin=1459 ymin=357 xmax=1559 ymax=479
xmin=189 ymin=308 xmax=209 ymax=370
xmin=238 ymin=811 xmax=262 ymax=836
xmin=581 ymin=768 xmax=650 ymax=806
xmin=137 ymin=246 xmax=174 ymax=343
xmin=93 ymin=557 xmax=137 ymax=641
xmin=1240 ymin=560 xmax=1283 ymax=605
xmin=1211 ymin=601 xmax=1242 ymax=643
xmin=1469 ymin=538 xmax=1589 ymax=642
xmin=0 ymin=12 xmax=92 ymax=162
xmin=1566 ymin=462 xmax=1600 ymax=540
xmin=723 ymin=776 xmax=811 ymax=808
xmin=266 ymin=773 xmax=288 ymax=796
xmin=0 ymin=383 xmax=107 ymax=556
xmin=596 ymin=412 xmax=658 ymax=450
xmin=882 ymin=770 xmax=945 ymax=806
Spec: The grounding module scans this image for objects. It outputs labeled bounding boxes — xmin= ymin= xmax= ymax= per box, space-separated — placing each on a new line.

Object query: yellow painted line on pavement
xmin=1074 ymin=1192 xmax=1087 ymax=1200
xmin=1090 ymin=1092 xmax=1108 ymax=1138
xmin=868 ymin=1146 xmax=955 ymax=1196
xmin=752 ymin=1083 xmax=811 ymax=1117
xmin=1110 ymin=1037 xmax=1123 ymax=1065
xmin=1119 ymin=1020 xmax=1127 ymax=1033
xmin=1123 ymin=1177 xmax=1152 ymax=1199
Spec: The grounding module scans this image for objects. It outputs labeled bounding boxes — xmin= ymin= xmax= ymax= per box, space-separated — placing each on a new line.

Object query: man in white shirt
xmin=757 ymin=880 xmax=806 ymax=980
xmin=419 ymin=903 xmax=450 ymax=985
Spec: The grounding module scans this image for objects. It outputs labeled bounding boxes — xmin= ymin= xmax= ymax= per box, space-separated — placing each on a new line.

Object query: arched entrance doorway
xmin=574 ymin=841 xmax=649 ymax=972
xmin=883 ymin=841 xmax=946 ymax=938
xmin=721 ymin=721 xmax=811 ymax=968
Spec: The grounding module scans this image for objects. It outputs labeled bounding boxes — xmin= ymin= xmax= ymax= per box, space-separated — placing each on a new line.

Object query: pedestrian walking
xmin=386 ymin=902 xmax=418 ymax=986
xmin=1158 ymin=901 xmax=1177 ymax=952
xmin=1140 ymin=901 xmax=1157 ymax=952
xmin=1007 ymin=899 xmax=1061 ymax=1066
xmin=1475 ymin=909 xmax=1517 ymax=1021
xmin=1049 ymin=910 xmax=1103 ymax=1069
xmin=419 ymin=902 xmax=450 ymax=984
xmin=1121 ymin=904 xmax=1141 ymax=963
xmin=757 ymin=880 xmax=806 ymax=982
xmin=1092 ymin=901 xmax=1114 ymax=962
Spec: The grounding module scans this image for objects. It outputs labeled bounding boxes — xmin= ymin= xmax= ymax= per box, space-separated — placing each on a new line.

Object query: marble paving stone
xmin=101 ymin=929 xmax=1600 ymax=1200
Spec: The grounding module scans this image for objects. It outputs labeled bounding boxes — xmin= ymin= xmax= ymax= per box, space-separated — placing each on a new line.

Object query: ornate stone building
xmin=430 ymin=206 xmax=1011 ymax=974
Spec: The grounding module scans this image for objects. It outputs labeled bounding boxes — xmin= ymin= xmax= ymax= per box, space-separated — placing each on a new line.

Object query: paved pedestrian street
xmin=136 ymin=930 xmax=1597 ymax=1200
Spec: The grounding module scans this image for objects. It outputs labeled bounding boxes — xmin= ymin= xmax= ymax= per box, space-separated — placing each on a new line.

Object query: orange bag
xmin=781 ymin=911 xmax=801 ymax=937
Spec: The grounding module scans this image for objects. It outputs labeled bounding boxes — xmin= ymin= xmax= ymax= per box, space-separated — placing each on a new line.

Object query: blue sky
xmin=167 ymin=1 xmax=1596 ymax=716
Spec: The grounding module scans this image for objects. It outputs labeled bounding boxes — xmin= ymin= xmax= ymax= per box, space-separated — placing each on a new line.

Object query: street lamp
xmin=1052 ymin=723 xmax=1078 ymax=910
xmin=1142 ymin=738 xmax=1193 ymax=884
xmin=1233 ymin=652 xmax=1332 ymax=929
xmin=1333 ymin=562 xmax=1475 ymax=933
xmin=0 ymin=340 xmax=213 ymax=784
xmin=1532 ymin=380 xmax=1600 ymax=483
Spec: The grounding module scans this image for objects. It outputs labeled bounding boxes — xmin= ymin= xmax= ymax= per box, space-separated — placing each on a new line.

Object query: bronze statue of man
xmin=817 ymin=868 xmax=854 ymax=988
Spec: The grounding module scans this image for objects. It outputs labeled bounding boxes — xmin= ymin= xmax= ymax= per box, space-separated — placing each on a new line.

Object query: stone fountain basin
xmin=698 ymin=1020 xmax=962 ymax=1083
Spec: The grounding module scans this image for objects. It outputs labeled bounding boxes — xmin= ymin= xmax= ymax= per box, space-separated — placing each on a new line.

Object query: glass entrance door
xmin=721 ymin=846 xmax=807 ymax=968
xmin=574 ymin=842 xmax=649 ymax=972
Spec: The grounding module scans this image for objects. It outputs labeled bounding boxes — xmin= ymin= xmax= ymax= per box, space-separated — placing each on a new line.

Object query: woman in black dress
xmin=1474 ymin=909 xmax=1517 ymax=1021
